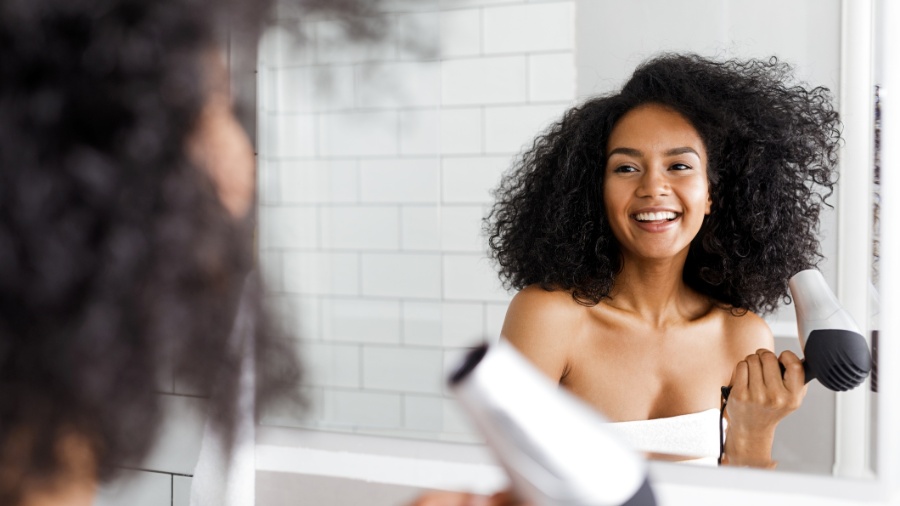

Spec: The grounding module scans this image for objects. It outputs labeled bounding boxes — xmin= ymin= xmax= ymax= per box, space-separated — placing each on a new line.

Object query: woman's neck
xmin=606 ymin=254 xmax=707 ymax=326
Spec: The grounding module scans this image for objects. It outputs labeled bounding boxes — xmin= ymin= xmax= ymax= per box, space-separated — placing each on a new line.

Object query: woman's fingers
xmin=757 ymin=349 xmax=783 ymax=391
xmin=779 ymin=350 xmax=806 ymax=395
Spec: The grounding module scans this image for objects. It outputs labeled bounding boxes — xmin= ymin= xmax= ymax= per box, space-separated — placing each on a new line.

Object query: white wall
xmin=257 ymin=0 xmax=577 ymax=441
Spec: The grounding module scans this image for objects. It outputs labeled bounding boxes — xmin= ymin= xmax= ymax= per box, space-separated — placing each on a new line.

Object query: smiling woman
xmin=485 ymin=54 xmax=839 ymax=467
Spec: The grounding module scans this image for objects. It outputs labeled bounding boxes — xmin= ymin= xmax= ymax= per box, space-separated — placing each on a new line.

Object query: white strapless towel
xmin=607 ymin=408 xmax=724 ymax=466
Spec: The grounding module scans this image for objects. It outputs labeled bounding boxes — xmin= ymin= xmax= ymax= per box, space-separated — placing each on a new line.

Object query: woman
xmin=484 ymin=54 xmax=840 ymax=467
xmin=0 ymin=0 xmax=377 ymax=504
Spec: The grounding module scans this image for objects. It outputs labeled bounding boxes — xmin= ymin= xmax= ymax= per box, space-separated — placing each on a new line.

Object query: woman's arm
xmin=722 ymin=315 xmax=808 ymax=467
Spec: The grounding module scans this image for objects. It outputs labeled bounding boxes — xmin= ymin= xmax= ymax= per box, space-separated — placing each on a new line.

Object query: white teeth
xmin=634 ymin=211 xmax=677 ymax=222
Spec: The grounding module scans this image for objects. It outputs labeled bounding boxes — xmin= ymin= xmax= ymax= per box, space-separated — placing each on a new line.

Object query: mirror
xmin=254 ymin=0 xmax=881 ymax=479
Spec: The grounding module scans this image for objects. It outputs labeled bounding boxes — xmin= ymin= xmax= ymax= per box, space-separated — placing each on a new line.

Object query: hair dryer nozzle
xmin=790 ymin=270 xmax=872 ymax=391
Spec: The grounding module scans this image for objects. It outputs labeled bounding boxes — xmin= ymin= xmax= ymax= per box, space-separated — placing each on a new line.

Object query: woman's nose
xmin=636 ymin=167 xmax=670 ymax=197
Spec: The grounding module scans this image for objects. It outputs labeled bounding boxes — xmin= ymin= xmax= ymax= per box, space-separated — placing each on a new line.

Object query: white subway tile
xmin=283 ymin=252 xmax=360 ymax=296
xmin=396 ymin=11 xmax=441 ymax=61
xmin=439 ymin=302 xmax=486 ymax=347
xmin=323 ymin=389 xmax=402 ymax=429
xmin=441 ymin=206 xmax=487 ymax=252
xmin=298 ymin=341 xmax=361 ymax=388
xmin=321 ymin=206 xmax=400 ymax=250
xmin=484 ymin=103 xmax=568 ymax=154
xmin=402 ymin=301 xmax=442 ymax=345
xmin=442 ymin=56 xmax=527 ymax=106
xmin=280 ymin=159 xmax=359 ymax=204
xmin=359 ymin=158 xmax=441 ymax=204
xmin=258 ymin=158 xmax=280 ymax=205
xmin=443 ymin=253 xmax=512 ymax=301
xmin=315 ymin=18 xmax=397 ymax=64
xmin=363 ymin=346 xmax=444 ymax=394
xmin=439 ymin=0 xmax=515 ymax=7
xmin=322 ymin=298 xmax=401 ymax=344
xmin=440 ymin=108 xmax=483 ymax=154
xmin=483 ymin=3 xmax=574 ymax=54
xmin=400 ymin=109 xmax=440 ymax=155
xmin=439 ymin=9 xmax=481 ymax=57
xmin=258 ymin=206 xmax=319 ymax=249
xmin=485 ymin=302 xmax=510 ymax=343
xmin=259 ymin=250 xmax=283 ymax=293
xmin=267 ymin=113 xmax=318 ymax=158
xmin=402 ymin=301 xmax=484 ymax=347
xmin=401 ymin=206 xmax=441 ymax=251
xmin=403 ymin=394 xmax=444 ymax=432
xmin=529 ymin=53 xmax=576 ymax=102
xmin=258 ymin=66 xmax=277 ymax=114
xmin=357 ymin=61 xmax=441 ymax=108
xmin=319 ymin=111 xmax=399 ymax=157
xmin=442 ymin=397 xmax=479 ymax=436
xmin=277 ymin=65 xmax=356 ymax=113
xmin=442 ymin=156 xmax=509 ymax=203
xmin=361 ymin=253 xmax=442 ymax=298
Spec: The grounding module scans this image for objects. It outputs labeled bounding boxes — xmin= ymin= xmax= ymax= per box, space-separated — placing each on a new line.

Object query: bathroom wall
xmin=257 ymin=0 xmax=577 ymax=441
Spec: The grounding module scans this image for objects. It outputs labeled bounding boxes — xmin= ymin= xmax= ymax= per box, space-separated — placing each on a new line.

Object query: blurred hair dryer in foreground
xmin=790 ymin=269 xmax=872 ymax=391
xmin=449 ymin=340 xmax=656 ymax=506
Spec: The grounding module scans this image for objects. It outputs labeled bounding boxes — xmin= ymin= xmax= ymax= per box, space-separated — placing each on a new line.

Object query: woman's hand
xmin=408 ymin=490 xmax=523 ymax=506
xmin=722 ymin=349 xmax=807 ymax=468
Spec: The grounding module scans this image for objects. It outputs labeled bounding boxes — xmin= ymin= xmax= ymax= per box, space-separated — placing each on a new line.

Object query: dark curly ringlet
xmin=486 ymin=54 xmax=840 ymax=314
xmin=0 ymin=0 xmax=376 ymax=503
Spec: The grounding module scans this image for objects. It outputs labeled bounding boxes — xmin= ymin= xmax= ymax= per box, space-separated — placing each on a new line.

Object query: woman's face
xmin=602 ymin=103 xmax=711 ymax=262
xmin=188 ymin=51 xmax=255 ymax=218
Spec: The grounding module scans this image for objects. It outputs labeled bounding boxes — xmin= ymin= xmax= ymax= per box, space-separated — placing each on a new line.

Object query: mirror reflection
xmin=256 ymin=0 xmax=876 ymax=477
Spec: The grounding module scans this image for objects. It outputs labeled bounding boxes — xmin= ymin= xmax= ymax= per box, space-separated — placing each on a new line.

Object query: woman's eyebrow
xmin=664 ymin=146 xmax=700 ymax=157
xmin=606 ymin=147 xmax=642 ymax=158
xmin=606 ymin=146 xmax=700 ymax=159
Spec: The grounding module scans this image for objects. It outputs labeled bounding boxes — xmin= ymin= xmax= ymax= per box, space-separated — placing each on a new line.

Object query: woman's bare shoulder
xmin=500 ymin=285 xmax=591 ymax=380
xmin=719 ymin=308 xmax=775 ymax=358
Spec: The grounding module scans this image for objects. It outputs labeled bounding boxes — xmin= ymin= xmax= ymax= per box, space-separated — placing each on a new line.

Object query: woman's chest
xmin=561 ymin=318 xmax=734 ymax=421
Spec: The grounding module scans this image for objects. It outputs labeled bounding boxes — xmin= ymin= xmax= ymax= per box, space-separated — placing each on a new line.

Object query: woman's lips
xmin=631 ymin=211 xmax=681 ymax=232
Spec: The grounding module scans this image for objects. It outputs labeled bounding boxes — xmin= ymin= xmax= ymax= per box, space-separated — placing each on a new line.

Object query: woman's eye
xmin=670 ymin=163 xmax=692 ymax=171
xmin=613 ymin=165 xmax=637 ymax=173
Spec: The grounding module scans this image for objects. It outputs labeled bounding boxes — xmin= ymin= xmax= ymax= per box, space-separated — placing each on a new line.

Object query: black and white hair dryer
xmin=790 ymin=269 xmax=872 ymax=391
xmin=449 ymin=340 xmax=656 ymax=506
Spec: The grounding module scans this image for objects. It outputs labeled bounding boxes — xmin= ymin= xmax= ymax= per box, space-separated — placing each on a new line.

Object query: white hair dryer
xmin=449 ymin=340 xmax=656 ymax=506
xmin=722 ymin=269 xmax=872 ymax=399
xmin=789 ymin=269 xmax=872 ymax=391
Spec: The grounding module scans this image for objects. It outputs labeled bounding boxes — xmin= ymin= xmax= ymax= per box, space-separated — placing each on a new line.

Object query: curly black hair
xmin=486 ymin=54 xmax=840 ymax=314
xmin=0 ymin=0 xmax=375 ymax=503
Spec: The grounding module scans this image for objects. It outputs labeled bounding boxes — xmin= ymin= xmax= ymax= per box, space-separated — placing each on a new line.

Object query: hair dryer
xmin=449 ymin=340 xmax=656 ymax=506
xmin=790 ymin=269 xmax=872 ymax=391
xmin=724 ymin=269 xmax=872 ymax=398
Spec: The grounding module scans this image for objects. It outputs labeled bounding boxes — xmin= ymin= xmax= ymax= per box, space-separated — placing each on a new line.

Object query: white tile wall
xmin=95 ymin=470 xmax=171 ymax=506
xmin=283 ymin=252 xmax=360 ymax=296
xmin=359 ymin=158 xmax=441 ymax=203
xmin=319 ymin=111 xmax=400 ymax=157
xmin=439 ymin=108 xmax=483 ymax=154
xmin=482 ymin=3 xmax=575 ymax=54
xmin=361 ymin=253 xmax=442 ymax=298
xmin=173 ymin=476 xmax=192 ymax=506
xmin=442 ymin=56 xmax=528 ymax=105
xmin=321 ymin=206 xmax=400 ymax=250
xmin=362 ymin=346 xmax=444 ymax=394
xmin=322 ymin=298 xmax=402 ymax=344
xmin=298 ymin=341 xmax=362 ymax=388
xmin=484 ymin=103 xmax=570 ymax=154
xmin=442 ymin=156 xmax=509 ymax=203
xmin=260 ymin=0 xmax=575 ymax=439
xmin=280 ymin=159 xmax=359 ymax=204
xmin=439 ymin=9 xmax=482 ymax=58
xmin=324 ymin=389 xmax=403 ymax=429
xmin=400 ymin=109 xmax=440 ymax=155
